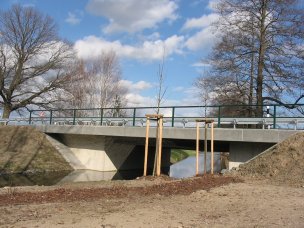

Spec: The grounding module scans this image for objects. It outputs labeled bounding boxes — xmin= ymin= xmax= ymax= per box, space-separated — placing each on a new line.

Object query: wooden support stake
xmin=145 ymin=114 xmax=163 ymax=177
xmin=196 ymin=119 xmax=214 ymax=176
xmin=211 ymin=122 xmax=214 ymax=174
xmin=144 ymin=118 xmax=150 ymax=176
xmin=157 ymin=118 xmax=163 ymax=176
xmin=204 ymin=122 xmax=207 ymax=175
xmin=196 ymin=121 xmax=199 ymax=175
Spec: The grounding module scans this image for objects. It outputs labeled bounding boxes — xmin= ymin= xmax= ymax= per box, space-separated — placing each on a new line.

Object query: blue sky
xmin=1 ymin=0 xmax=220 ymax=107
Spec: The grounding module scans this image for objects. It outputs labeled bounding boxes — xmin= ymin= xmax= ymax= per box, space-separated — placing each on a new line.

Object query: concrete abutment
xmin=229 ymin=142 xmax=275 ymax=169
xmin=47 ymin=133 xmax=171 ymax=173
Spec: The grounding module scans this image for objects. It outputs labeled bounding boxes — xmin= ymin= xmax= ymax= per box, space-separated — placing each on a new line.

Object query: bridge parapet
xmin=2 ymin=104 xmax=304 ymax=130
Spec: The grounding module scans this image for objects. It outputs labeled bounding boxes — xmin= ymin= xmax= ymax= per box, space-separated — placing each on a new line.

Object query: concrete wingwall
xmin=47 ymin=133 xmax=171 ymax=173
xmin=229 ymin=142 xmax=275 ymax=169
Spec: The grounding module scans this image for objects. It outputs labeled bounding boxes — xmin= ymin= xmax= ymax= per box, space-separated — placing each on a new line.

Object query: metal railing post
xmin=100 ymin=108 xmax=103 ymax=126
xmin=171 ymin=107 xmax=175 ymax=127
xmin=29 ymin=110 xmax=32 ymax=125
xmin=132 ymin=108 xmax=136 ymax=126
xmin=73 ymin=109 xmax=76 ymax=125
xmin=218 ymin=106 xmax=221 ymax=128
xmin=273 ymin=105 xmax=276 ymax=129
xmin=49 ymin=110 xmax=53 ymax=125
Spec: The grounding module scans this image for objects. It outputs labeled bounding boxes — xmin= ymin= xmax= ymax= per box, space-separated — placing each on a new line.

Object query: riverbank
xmin=170 ymin=149 xmax=196 ymax=163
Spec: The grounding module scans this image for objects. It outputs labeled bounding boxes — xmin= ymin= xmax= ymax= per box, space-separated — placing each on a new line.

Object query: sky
xmin=1 ymin=0 xmax=220 ymax=108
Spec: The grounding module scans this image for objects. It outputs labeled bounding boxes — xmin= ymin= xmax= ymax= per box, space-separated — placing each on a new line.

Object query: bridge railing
xmin=5 ymin=104 xmax=304 ymax=129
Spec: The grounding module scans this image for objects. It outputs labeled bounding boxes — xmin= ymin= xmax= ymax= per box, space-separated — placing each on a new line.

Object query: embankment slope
xmin=0 ymin=126 xmax=73 ymax=174
xmin=238 ymin=132 xmax=304 ymax=185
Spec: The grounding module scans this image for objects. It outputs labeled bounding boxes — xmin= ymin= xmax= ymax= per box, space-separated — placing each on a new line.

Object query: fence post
xmin=100 ymin=108 xmax=103 ymax=126
xmin=217 ymin=106 xmax=221 ymax=128
xmin=132 ymin=108 xmax=136 ymax=126
xmin=171 ymin=107 xmax=175 ymax=127
xmin=273 ymin=105 xmax=276 ymax=129
xmin=73 ymin=109 xmax=76 ymax=125
xmin=49 ymin=110 xmax=53 ymax=125
xmin=29 ymin=110 xmax=32 ymax=125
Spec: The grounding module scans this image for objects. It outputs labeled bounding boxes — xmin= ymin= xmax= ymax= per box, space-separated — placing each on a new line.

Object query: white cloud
xmin=181 ymin=11 xmax=220 ymax=52
xmin=185 ymin=26 xmax=219 ymax=51
xmin=208 ymin=0 xmax=220 ymax=10
xmin=191 ymin=62 xmax=211 ymax=68
xmin=120 ymin=80 xmax=153 ymax=91
xmin=65 ymin=11 xmax=83 ymax=25
xmin=138 ymin=32 xmax=161 ymax=42
xmin=86 ymin=0 xmax=178 ymax=34
xmin=182 ymin=13 xmax=219 ymax=30
xmin=74 ymin=35 xmax=184 ymax=61
xmin=125 ymin=93 xmax=154 ymax=107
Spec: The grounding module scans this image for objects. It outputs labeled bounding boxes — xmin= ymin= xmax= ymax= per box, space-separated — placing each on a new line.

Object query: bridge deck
xmin=35 ymin=125 xmax=299 ymax=144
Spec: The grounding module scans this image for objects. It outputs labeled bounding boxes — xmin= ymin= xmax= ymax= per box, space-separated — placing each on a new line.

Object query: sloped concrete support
xmin=49 ymin=134 xmax=135 ymax=171
xmin=55 ymin=134 xmax=114 ymax=171
xmin=48 ymin=133 xmax=172 ymax=173
xmin=46 ymin=135 xmax=86 ymax=170
xmin=229 ymin=142 xmax=274 ymax=169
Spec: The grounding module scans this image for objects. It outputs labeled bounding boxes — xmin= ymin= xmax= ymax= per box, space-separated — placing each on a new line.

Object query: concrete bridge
xmin=35 ymin=125 xmax=299 ymax=173
xmin=3 ymin=104 xmax=303 ymax=174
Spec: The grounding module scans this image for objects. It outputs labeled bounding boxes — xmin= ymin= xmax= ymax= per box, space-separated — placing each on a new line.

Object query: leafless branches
xmin=65 ymin=51 xmax=127 ymax=117
xmin=199 ymin=0 xmax=304 ymax=117
xmin=0 ymin=4 xmax=74 ymax=118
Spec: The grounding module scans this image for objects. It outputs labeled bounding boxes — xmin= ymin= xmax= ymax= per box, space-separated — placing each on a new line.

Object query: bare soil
xmin=237 ymin=132 xmax=304 ymax=186
xmin=0 ymin=130 xmax=304 ymax=227
xmin=0 ymin=176 xmax=303 ymax=228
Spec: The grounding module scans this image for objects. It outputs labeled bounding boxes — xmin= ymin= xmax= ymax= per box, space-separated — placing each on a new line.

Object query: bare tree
xmin=195 ymin=73 xmax=249 ymax=117
xmin=64 ymin=59 xmax=88 ymax=110
xmin=66 ymin=51 xmax=127 ymax=116
xmin=90 ymin=51 xmax=123 ymax=109
xmin=0 ymin=4 xmax=74 ymax=118
xmin=155 ymin=51 xmax=167 ymax=114
xmin=153 ymin=49 xmax=167 ymax=176
xmin=203 ymin=0 xmax=304 ymax=116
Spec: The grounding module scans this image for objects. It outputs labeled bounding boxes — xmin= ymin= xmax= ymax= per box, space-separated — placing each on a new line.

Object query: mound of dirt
xmin=238 ymin=132 xmax=304 ymax=186
xmin=0 ymin=126 xmax=73 ymax=174
xmin=0 ymin=175 xmax=240 ymax=206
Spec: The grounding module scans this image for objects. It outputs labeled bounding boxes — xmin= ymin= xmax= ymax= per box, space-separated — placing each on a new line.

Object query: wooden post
xmin=144 ymin=118 xmax=150 ymax=176
xmin=196 ymin=121 xmax=200 ymax=175
xmin=196 ymin=119 xmax=214 ymax=176
xmin=157 ymin=117 xmax=163 ymax=176
xmin=144 ymin=114 xmax=163 ymax=177
xmin=211 ymin=121 xmax=214 ymax=174
xmin=204 ymin=122 xmax=207 ymax=175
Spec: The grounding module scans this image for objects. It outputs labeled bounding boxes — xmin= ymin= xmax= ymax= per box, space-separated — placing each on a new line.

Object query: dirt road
xmin=0 ymin=176 xmax=303 ymax=228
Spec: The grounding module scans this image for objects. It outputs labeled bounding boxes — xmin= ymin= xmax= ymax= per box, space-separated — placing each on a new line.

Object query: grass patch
xmin=171 ymin=149 xmax=196 ymax=164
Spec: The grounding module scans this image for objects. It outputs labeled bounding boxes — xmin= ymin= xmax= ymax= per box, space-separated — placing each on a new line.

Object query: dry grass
xmin=0 ymin=126 xmax=72 ymax=174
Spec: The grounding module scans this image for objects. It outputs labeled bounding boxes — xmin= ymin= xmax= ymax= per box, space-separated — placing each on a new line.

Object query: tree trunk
xmin=2 ymin=104 xmax=12 ymax=119
xmin=256 ymin=0 xmax=268 ymax=117
xmin=248 ymin=14 xmax=255 ymax=117
xmin=153 ymin=120 xmax=159 ymax=176
xmin=249 ymin=53 xmax=254 ymax=116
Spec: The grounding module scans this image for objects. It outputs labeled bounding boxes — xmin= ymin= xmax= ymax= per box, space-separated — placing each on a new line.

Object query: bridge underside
xmin=47 ymin=132 xmax=276 ymax=172
xmin=48 ymin=133 xmax=171 ymax=174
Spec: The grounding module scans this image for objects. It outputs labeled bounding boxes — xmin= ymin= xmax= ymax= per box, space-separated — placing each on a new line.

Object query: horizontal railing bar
xmin=28 ymin=103 xmax=304 ymax=112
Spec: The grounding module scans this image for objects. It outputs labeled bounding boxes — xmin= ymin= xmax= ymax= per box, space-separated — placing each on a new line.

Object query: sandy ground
xmin=0 ymin=177 xmax=303 ymax=228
